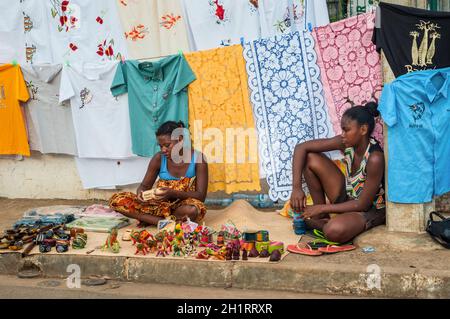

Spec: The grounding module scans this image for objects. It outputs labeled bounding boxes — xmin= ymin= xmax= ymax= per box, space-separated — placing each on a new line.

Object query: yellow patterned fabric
xmin=185 ymin=45 xmax=261 ymax=193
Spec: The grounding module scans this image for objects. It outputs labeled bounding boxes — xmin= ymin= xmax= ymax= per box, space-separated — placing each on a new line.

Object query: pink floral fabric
xmin=313 ymin=12 xmax=384 ymax=145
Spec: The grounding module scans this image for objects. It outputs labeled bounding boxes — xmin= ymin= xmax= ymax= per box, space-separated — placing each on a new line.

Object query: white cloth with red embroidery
xmin=44 ymin=0 xmax=128 ymax=63
xmin=181 ymin=0 xmax=261 ymax=51
xmin=59 ymin=61 xmax=133 ymax=159
xmin=116 ymin=0 xmax=191 ymax=59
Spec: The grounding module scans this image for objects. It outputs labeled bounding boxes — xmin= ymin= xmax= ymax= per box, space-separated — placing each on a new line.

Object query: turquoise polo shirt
xmin=111 ymin=55 xmax=196 ymax=157
xmin=379 ymin=67 xmax=450 ymax=203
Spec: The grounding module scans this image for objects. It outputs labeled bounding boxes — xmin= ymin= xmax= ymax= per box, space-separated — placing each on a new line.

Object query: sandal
xmin=317 ymin=244 xmax=356 ymax=254
xmin=287 ymin=243 xmax=323 ymax=256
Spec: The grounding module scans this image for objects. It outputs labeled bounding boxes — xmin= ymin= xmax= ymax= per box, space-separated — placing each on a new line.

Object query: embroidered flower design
xmin=97 ymin=39 xmax=121 ymax=60
xmin=125 ymin=24 xmax=149 ymax=41
xmin=80 ymin=88 xmax=93 ymax=109
xmin=26 ymin=81 xmax=39 ymax=100
xmin=69 ymin=42 xmax=78 ymax=51
xmin=273 ymin=4 xmax=304 ymax=34
xmin=209 ymin=0 xmax=228 ymax=24
xmin=50 ymin=0 xmax=79 ymax=32
xmin=270 ymin=70 xmax=297 ymax=98
xmin=160 ymin=14 xmax=181 ymax=30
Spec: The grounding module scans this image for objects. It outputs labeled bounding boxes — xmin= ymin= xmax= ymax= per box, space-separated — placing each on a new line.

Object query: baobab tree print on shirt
xmin=406 ymin=20 xmax=441 ymax=73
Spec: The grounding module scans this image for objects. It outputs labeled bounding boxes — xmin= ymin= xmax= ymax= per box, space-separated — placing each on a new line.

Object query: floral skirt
xmin=109 ymin=177 xmax=207 ymax=222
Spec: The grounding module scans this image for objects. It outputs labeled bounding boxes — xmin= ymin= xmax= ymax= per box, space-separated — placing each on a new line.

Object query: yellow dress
xmin=0 ymin=64 xmax=30 ymax=156
xmin=185 ymin=45 xmax=261 ymax=193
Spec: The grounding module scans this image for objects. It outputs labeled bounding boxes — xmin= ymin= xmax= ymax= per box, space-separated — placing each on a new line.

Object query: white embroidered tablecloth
xmin=243 ymin=30 xmax=332 ymax=201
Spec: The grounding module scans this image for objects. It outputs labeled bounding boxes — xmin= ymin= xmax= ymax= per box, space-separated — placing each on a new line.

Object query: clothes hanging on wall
xmin=111 ymin=54 xmax=196 ymax=157
xmin=313 ymin=12 xmax=383 ymax=144
xmin=181 ymin=0 xmax=261 ymax=51
xmin=116 ymin=0 xmax=190 ymax=60
xmin=184 ymin=45 xmax=261 ymax=193
xmin=75 ymin=157 xmax=151 ymax=189
xmin=243 ymin=30 xmax=332 ymax=201
xmin=259 ymin=0 xmax=329 ymax=38
xmin=0 ymin=64 xmax=30 ymax=156
xmin=22 ymin=64 xmax=78 ymax=155
xmin=379 ymin=67 xmax=450 ymax=203
xmin=373 ymin=2 xmax=450 ymax=78
xmin=59 ymin=61 xmax=133 ymax=159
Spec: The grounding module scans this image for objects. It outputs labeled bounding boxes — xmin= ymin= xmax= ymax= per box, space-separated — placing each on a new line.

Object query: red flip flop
xmin=287 ymin=243 xmax=323 ymax=256
xmin=317 ymin=244 xmax=356 ymax=254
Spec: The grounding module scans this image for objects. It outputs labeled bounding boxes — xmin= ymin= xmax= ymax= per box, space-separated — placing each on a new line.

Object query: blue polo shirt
xmin=379 ymin=67 xmax=450 ymax=203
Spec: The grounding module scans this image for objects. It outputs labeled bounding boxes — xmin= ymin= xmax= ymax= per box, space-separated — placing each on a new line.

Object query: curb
xmin=0 ymin=252 xmax=448 ymax=298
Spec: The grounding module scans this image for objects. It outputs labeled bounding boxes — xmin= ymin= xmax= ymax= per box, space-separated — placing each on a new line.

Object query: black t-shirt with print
xmin=372 ymin=2 xmax=450 ymax=77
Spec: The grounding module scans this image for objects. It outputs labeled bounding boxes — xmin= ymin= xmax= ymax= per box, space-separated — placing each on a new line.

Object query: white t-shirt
xmin=75 ymin=157 xmax=150 ymax=189
xmin=21 ymin=0 xmax=54 ymax=65
xmin=116 ymin=0 xmax=190 ymax=59
xmin=22 ymin=64 xmax=78 ymax=155
xmin=181 ymin=0 xmax=261 ymax=51
xmin=59 ymin=61 xmax=133 ymax=159
xmin=258 ymin=0 xmax=329 ymax=38
xmin=0 ymin=1 xmax=25 ymax=64
xmin=45 ymin=0 xmax=128 ymax=63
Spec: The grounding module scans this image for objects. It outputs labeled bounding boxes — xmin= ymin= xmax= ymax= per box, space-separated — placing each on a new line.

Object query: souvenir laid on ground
xmin=102 ymin=228 xmax=120 ymax=253
xmin=15 ymin=209 xmax=77 ymax=228
xmin=75 ymin=204 xmax=124 ymax=218
xmin=66 ymin=217 xmax=130 ymax=233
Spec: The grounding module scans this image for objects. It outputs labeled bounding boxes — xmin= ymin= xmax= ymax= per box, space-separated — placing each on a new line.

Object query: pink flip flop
xmin=287 ymin=243 xmax=323 ymax=256
xmin=317 ymin=244 xmax=356 ymax=254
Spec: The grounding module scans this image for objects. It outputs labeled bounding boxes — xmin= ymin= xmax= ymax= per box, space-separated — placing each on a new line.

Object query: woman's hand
xmin=136 ymin=190 xmax=147 ymax=204
xmin=290 ymin=189 xmax=306 ymax=213
xmin=156 ymin=187 xmax=175 ymax=201
xmin=302 ymin=205 xmax=326 ymax=220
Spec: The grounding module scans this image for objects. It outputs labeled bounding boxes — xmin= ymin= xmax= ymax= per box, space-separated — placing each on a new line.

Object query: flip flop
xmin=317 ymin=244 xmax=356 ymax=254
xmin=287 ymin=243 xmax=323 ymax=256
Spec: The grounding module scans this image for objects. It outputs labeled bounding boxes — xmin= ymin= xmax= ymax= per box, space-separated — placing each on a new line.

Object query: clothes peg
xmin=178 ymin=49 xmax=183 ymax=56
xmin=307 ymin=23 xmax=312 ymax=32
xmin=240 ymin=37 xmax=244 ymax=46
xmin=121 ymin=55 xmax=126 ymax=64
xmin=11 ymin=59 xmax=18 ymax=66
xmin=65 ymin=60 xmax=70 ymax=67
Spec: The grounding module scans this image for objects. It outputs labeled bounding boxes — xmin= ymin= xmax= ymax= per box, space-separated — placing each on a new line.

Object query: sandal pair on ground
xmin=287 ymin=229 xmax=357 ymax=256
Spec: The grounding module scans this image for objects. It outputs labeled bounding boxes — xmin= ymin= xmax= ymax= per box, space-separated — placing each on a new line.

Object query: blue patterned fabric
xmin=243 ymin=30 xmax=332 ymax=201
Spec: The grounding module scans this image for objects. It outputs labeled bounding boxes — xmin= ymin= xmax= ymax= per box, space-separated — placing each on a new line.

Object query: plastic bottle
xmin=292 ymin=211 xmax=306 ymax=235
xmin=204 ymin=198 xmax=233 ymax=207
xmin=232 ymin=194 xmax=275 ymax=208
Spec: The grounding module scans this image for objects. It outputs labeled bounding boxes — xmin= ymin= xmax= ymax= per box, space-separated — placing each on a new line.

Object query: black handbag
xmin=426 ymin=211 xmax=450 ymax=249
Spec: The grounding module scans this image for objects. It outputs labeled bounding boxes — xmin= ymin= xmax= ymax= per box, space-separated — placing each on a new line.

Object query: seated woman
xmin=109 ymin=121 xmax=208 ymax=225
xmin=290 ymin=102 xmax=385 ymax=243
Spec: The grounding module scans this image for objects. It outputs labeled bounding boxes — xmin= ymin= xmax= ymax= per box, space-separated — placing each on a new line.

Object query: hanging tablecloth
xmin=243 ymin=31 xmax=332 ymax=201
xmin=313 ymin=12 xmax=384 ymax=144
